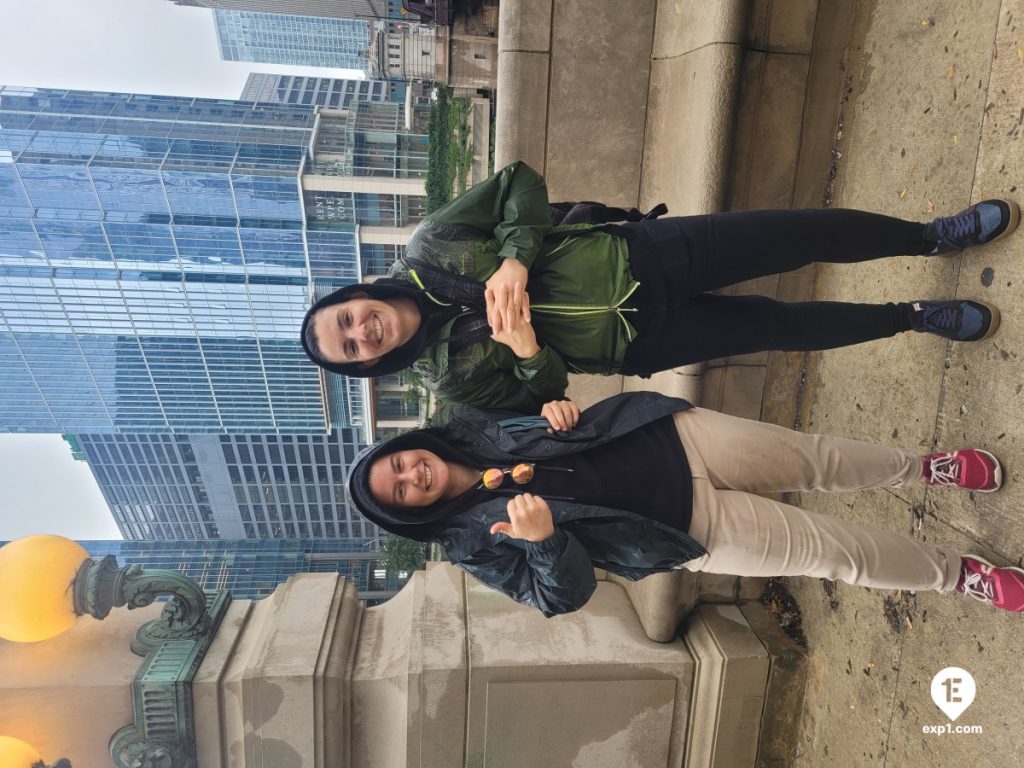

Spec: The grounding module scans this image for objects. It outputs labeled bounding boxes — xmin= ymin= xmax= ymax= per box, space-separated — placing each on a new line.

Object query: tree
xmin=379 ymin=535 xmax=427 ymax=574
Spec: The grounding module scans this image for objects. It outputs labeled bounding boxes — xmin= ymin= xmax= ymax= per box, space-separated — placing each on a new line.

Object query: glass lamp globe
xmin=0 ymin=735 xmax=42 ymax=768
xmin=0 ymin=535 xmax=90 ymax=643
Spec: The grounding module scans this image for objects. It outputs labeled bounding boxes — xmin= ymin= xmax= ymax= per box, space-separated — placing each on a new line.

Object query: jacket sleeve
xmin=453 ymin=528 xmax=598 ymax=617
xmin=428 ymin=161 xmax=551 ymax=270
xmin=445 ymin=344 xmax=569 ymax=414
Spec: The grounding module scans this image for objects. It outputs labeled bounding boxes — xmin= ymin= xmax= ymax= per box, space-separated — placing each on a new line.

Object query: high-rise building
xmin=214 ymin=10 xmax=371 ymax=71
xmin=1 ymin=86 xmax=434 ymax=547
xmin=76 ymin=538 xmax=408 ymax=603
xmin=240 ymin=73 xmax=395 ymax=108
xmin=74 ymin=427 xmax=376 ymax=540
xmin=0 ymin=87 xmax=368 ymax=436
xmin=0 ymin=86 xmax=429 ymax=444
xmin=305 ymin=98 xmax=431 ymax=280
xmin=166 ymin=0 xmax=390 ymax=21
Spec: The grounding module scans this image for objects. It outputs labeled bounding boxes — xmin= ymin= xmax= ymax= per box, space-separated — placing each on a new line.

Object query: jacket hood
xmin=347 ymin=428 xmax=484 ymax=542
xmin=300 ymin=280 xmax=430 ymax=378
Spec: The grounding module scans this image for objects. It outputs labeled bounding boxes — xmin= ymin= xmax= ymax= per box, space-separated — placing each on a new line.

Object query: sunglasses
xmin=479 ymin=463 xmax=574 ymax=500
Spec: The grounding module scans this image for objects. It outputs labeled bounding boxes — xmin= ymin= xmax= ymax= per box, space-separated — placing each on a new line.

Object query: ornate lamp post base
xmin=73 ymin=557 xmax=210 ymax=636
xmin=70 ymin=557 xmax=230 ymax=768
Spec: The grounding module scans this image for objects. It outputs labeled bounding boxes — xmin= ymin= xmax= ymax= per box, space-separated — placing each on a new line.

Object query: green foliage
xmin=379 ymin=535 xmax=427 ymax=574
xmin=488 ymin=117 xmax=495 ymax=177
xmin=426 ymin=85 xmax=452 ymax=212
xmin=399 ymin=366 xmax=428 ymax=407
xmin=422 ymin=398 xmax=453 ymax=428
xmin=426 ymin=85 xmax=475 ymax=211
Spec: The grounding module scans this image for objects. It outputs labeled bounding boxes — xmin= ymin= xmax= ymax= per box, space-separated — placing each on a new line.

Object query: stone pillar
xmin=0 ymin=563 xmax=790 ymax=767
xmin=191 ymin=564 xmax=699 ymax=767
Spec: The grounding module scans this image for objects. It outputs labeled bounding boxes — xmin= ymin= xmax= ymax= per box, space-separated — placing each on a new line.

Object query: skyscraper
xmin=1 ymin=86 xmax=432 ymax=551
xmin=0 ymin=87 xmax=364 ymax=436
xmin=214 ymin=10 xmax=371 ymax=71
xmin=304 ymin=98 xmax=431 ymax=279
xmin=166 ymin=0 xmax=390 ymax=21
xmin=76 ymin=538 xmax=409 ymax=604
xmin=74 ymin=427 xmax=372 ymax=540
xmin=240 ymin=73 xmax=401 ymax=108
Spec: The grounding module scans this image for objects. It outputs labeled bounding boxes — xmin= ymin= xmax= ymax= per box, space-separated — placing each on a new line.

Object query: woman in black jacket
xmin=347 ymin=392 xmax=1021 ymax=617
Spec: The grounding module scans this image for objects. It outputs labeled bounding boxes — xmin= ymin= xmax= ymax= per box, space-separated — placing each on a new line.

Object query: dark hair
xmin=302 ymin=313 xmax=323 ymax=362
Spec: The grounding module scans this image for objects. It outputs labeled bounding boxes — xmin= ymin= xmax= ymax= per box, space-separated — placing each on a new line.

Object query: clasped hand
xmin=485 ymin=267 xmax=539 ymax=358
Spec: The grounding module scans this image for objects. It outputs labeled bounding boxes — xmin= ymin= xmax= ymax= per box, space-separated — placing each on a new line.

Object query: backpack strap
xmin=549 ymin=200 xmax=668 ymax=226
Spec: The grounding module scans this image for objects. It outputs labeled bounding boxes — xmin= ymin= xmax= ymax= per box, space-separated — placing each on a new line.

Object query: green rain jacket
xmin=390 ymin=161 xmax=640 ymax=413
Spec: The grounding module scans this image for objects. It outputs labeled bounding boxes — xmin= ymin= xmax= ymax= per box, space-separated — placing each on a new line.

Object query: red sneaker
xmin=922 ymin=449 xmax=1002 ymax=492
xmin=957 ymin=555 xmax=1024 ymax=612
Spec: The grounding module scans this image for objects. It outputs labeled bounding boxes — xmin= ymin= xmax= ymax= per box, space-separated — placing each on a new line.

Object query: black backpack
xmin=549 ymin=200 xmax=668 ymax=226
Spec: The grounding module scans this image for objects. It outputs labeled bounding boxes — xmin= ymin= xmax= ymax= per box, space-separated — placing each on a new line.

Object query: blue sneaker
xmin=925 ymin=199 xmax=1019 ymax=254
xmin=908 ymin=300 xmax=1000 ymax=341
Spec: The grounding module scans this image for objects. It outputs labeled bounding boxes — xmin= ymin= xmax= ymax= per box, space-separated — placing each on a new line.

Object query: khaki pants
xmin=674 ymin=408 xmax=961 ymax=593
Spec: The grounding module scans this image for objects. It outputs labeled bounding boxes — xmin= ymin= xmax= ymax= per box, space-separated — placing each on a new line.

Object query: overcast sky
xmin=0 ymin=0 xmax=364 ymax=542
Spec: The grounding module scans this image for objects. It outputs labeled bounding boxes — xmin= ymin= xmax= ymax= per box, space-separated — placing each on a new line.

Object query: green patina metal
xmin=70 ymin=557 xmax=231 ymax=768
xmin=109 ymin=590 xmax=230 ymax=768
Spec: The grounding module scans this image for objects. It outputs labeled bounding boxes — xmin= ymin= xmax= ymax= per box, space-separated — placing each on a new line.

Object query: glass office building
xmin=214 ymin=10 xmax=371 ymax=70
xmin=76 ymin=538 xmax=409 ymax=604
xmin=74 ymin=427 xmax=375 ymax=541
xmin=304 ymin=99 xmax=431 ymax=278
xmin=0 ymin=86 xmax=361 ymax=436
xmin=167 ymin=0 xmax=389 ymax=21
xmin=240 ymin=73 xmax=401 ymax=108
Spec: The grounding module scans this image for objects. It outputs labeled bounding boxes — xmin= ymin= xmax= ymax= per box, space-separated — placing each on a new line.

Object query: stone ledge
xmin=652 ymin=0 xmax=749 ymax=59
xmin=494 ymin=51 xmax=549 ymax=171
xmin=740 ymin=602 xmax=809 ymax=768
xmin=497 ymin=0 xmax=552 ymax=53
xmin=640 ymin=44 xmax=744 ymax=215
xmin=683 ymin=604 xmax=770 ymax=768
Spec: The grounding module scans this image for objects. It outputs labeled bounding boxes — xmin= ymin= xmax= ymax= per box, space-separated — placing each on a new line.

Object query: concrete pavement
xmin=761 ymin=2 xmax=1024 ymax=766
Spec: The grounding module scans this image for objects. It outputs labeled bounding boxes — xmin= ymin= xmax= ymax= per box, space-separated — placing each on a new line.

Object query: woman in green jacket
xmin=301 ymin=162 xmax=1018 ymax=413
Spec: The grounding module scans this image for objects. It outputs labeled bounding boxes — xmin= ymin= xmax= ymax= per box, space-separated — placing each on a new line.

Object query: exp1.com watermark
xmin=922 ymin=723 xmax=983 ymax=735
xmin=922 ymin=667 xmax=983 ymax=735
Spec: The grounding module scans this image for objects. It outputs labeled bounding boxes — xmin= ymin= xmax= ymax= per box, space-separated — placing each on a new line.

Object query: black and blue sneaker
xmin=924 ymin=199 xmax=1019 ymax=254
xmin=908 ymin=300 xmax=1000 ymax=341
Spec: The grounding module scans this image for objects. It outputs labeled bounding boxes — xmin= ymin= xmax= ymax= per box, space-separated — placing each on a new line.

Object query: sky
xmin=0 ymin=0 xmax=364 ymax=541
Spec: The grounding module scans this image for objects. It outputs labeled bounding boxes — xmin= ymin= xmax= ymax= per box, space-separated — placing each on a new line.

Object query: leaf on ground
xmin=952 ymin=134 xmax=959 ymax=144
xmin=947 ymin=64 xmax=956 ymax=79
xmin=761 ymin=577 xmax=808 ymax=647
xmin=899 ymin=188 xmax=907 ymax=199
xmin=926 ymin=199 xmax=935 ymax=213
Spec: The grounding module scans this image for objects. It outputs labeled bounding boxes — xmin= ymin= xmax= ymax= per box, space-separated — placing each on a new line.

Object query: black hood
xmin=347 ymin=428 xmax=484 ymax=542
xmin=300 ymin=280 xmax=430 ymax=378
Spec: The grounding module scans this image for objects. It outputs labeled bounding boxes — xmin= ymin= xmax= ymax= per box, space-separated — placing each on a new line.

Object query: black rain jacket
xmin=347 ymin=392 xmax=706 ymax=617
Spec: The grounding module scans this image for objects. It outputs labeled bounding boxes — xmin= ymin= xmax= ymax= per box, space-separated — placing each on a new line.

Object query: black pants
xmin=621 ymin=208 xmax=929 ymax=374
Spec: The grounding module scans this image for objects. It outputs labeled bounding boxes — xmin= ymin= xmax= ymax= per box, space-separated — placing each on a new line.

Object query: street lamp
xmin=0 ymin=535 xmax=230 ymax=768
xmin=0 ymin=534 xmax=209 ymax=644
xmin=0 ymin=535 xmax=90 ymax=642
xmin=0 ymin=735 xmax=69 ymax=768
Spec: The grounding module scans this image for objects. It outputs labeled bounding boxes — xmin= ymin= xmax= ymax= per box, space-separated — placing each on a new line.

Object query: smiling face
xmin=369 ymin=449 xmax=453 ymax=509
xmin=311 ymin=295 xmax=421 ymax=365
